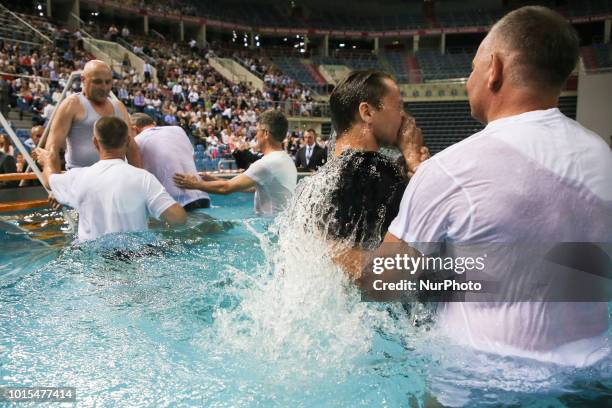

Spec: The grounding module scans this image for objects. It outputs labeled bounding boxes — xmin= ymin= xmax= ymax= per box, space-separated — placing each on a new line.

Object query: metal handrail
xmin=217 ymin=159 xmax=236 ymax=171
xmin=0 ymin=72 xmax=52 ymax=81
xmin=0 ymin=111 xmax=76 ymax=232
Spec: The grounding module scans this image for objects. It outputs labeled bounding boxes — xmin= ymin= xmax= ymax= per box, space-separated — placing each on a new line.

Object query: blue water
xmin=0 ymin=194 xmax=610 ymax=407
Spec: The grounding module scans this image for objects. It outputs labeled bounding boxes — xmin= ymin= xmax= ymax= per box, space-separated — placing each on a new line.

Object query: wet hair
xmin=322 ymin=150 xmax=406 ymax=249
xmin=329 ymin=70 xmax=394 ymax=135
xmin=491 ymin=6 xmax=579 ymax=89
xmin=130 ymin=112 xmax=156 ymax=129
xmin=258 ymin=109 xmax=288 ymax=143
xmin=94 ymin=117 xmax=128 ymax=149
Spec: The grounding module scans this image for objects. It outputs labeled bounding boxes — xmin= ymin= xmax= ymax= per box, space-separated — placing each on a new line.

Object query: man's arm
xmin=36 ymin=146 xmax=74 ymax=210
xmin=160 ymin=203 xmax=187 ymax=225
xmin=173 ymin=172 xmax=256 ymax=195
xmin=119 ymin=101 xmax=142 ymax=168
xmin=35 ymin=146 xmax=59 ymax=189
xmin=45 ymin=96 xmax=76 ymax=173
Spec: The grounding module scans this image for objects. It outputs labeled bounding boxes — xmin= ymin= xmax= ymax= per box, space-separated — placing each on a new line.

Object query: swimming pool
xmin=0 ymin=193 xmax=610 ymax=407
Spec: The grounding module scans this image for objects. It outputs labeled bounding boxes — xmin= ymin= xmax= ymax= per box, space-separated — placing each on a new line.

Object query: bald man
xmin=45 ymin=60 xmax=141 ymax=171
xmin=24 ymin=125 xmax=44 ymax=151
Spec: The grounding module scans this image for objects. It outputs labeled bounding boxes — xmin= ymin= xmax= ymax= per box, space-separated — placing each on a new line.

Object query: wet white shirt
xmin=135 ymin=126 xmax=210 ymax=206
xmin=244 ymin=150 xmax=297 ymax=216
xmin=389 ymin=108 xmax=612 ymax=366
xmin=49 ymin=159 xmax=176 ymax=241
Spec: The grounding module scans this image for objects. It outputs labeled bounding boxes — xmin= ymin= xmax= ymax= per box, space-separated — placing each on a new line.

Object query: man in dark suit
xmin=295 ymin=128 xmax=326 ymax=172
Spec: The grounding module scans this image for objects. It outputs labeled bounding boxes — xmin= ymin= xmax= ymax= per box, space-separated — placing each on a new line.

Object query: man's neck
xmin=99 ymin=150 xmax=127 ymax=161
xmin=140 ymin=125 xmax=156 ymax=133
xmin=261 ymin=143 xmax=283 ymax=155
xmin=85 ymin=93 xmax=109 ymax=108
xmin=485 ymin=88 xmax=559 ymax=124
xmin=334 ymin=124 xmax=379 ymax=156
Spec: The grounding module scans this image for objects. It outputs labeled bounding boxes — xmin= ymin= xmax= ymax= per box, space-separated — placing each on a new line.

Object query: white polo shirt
xmin=244 ymin=150 xmax=297 ymax=215
xmin=49 ymin=159 xmax=176 ymax=241
xmin=389 ymin=108 xmax=612 ymax=366
xmin=135 ymin=126 xmax=210 ymax=206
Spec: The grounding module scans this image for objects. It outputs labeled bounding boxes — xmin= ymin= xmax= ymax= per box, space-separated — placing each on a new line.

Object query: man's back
xmin=50 ymin=160 xmax=175 ymax=241
xmin=244 ymin=150 xmax=297 ymax=215
xmin=416 ymin=108 xmax=610 ymax=242
xmin=390 ymin=108 xmax=612 ymax=364
xmin=135 ymin=126 xmax=209 ymax=206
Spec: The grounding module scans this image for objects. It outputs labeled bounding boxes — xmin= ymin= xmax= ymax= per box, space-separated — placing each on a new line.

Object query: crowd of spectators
xmin=0 ymin=35 xmax=91 ymax=123
xmin=0 ymin=13 xmax=330 ymax=179
xmin=112 ymin=0 xmax=197 ymax=16
xmin=107 ymin=33 xmax=326 ymax=167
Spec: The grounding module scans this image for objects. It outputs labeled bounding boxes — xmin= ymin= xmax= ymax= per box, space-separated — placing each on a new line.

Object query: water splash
xmin=213 ymin=151 xmax=425 ymax=377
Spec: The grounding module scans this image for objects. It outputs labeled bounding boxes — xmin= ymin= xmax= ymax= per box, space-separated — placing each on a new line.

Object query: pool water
xmin=0 ymin=193 xmax=610 ymax=407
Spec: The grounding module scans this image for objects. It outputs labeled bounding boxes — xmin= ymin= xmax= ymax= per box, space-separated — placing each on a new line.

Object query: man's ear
xmin=92 ymin=136 xmax=100 ymax=152
xmin=487 ymin=53 xmax=504 ymax=92
xmin=358 ymin=102 xmax=373 ymax=124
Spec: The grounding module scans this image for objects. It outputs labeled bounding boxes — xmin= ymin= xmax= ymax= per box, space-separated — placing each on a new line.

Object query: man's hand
xmin=199 ymin=172 xmax=216 ymax=182
xmin=34 ymin=147 xmax=52 ymax=167
xmin=173 ymin=173 xmax=202 ymax=189
xmin=397 ymin=113 xmax=426 ymax=175
xmin=420 ymin=146 xmax=431 ymax=162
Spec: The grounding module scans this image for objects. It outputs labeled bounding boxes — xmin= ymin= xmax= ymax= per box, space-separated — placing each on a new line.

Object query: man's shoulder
xmin=256 ymin=151 xmax=289 ymax=166
xmin=433 ymin=128 xmax=489 ymax=161
xmin=166 ymin=125 xmax=187 ymax=135
xmin=110 ymin=161 xmax=156 ymax=182
xmin=60 ymin=93 xmax=83 ymax=110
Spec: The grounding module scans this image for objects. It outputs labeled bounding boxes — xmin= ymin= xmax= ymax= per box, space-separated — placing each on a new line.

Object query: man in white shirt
xmin=38 ymin=117 xmax=186 ymax=241
xmin=174 ymin=110 xmax=297 ymax=216
xmin=143 ymin=62 xmax=153 ymax=82
xmin=172 ymin=83 xmax=183 ymax=103
xmin=130 ymin=113 xmax=211 ymax=210
xmin=41 ymin=100 xmax=54 ymax=122
xmin=381 ymin=6 xmax=611 ymax=366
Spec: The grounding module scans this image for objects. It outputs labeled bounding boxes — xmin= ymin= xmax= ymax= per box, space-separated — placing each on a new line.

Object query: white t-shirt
xmin=389 ymin=108 xmax=612 ymax=366
xmin=49 ymin=159 xmax=176 ymax=241
xmin=244 ymin=150 xmax=297 ymax=215
xmin=135 ymin=126 xmax=210 ymax=206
